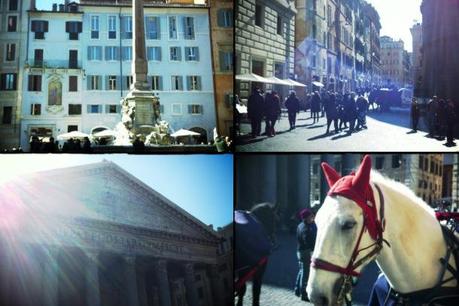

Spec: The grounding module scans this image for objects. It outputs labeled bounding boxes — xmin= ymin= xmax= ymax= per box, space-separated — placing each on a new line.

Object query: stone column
xmin=42 ymin=247 xmax=59 ymax=306
xmin=155 ymin=260 xmax=171 ymax=306
xmin=136 ymin=261 xmax=148 ymax=306
xmin=209 ymin=265 xmax=224 ymax=305
xmin=0 ymin=245 xmax=11 ymax=304
xmin=124 ymin=256 xmax=139 ymax=306
xmin=132 ymin=0 xmax=149 ymax=90
xmin=85 ymin=251 xmax=100 ymax=306
xmin=183 ymin=263 xmax=199 ymax=306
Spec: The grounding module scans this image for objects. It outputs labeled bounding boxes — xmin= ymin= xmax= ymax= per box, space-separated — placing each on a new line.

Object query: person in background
xmin=247 ymin=87 xmax=264 ymax=138
xmin=294 ymin=208 xmax=317 ymax=302
xmin=410 ymin=97 xmax=420 ymax=132
xmin=325 ymin=92 xmax=338 ymax=134
xmin=265 ymin=91 xmax=281 ymax=137
xmin=445 ymin=99 xmax=457 ymax=147
xmin=311 ymin=92 xmax=322 ymax=124
xmin=285 ymin=91 xmax=300 ymax=130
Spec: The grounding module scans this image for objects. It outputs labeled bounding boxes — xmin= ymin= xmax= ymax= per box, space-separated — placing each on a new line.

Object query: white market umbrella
xmin=57 ymin=131 xmax=90 ymax=140
xmin=235 ymin=73 xmax=271 ymax=83
xmin=312 ymin=81 xmax=325 ymax=87
xmin=264 ymin=76 xmax=292 ymax=86
xmin=171 ymin=129 xmax=201 ymax=138
xmin=285 ymin=79 xmax=307 ymax=87
xmin=93 ymin=130 xmax=117 ymax=138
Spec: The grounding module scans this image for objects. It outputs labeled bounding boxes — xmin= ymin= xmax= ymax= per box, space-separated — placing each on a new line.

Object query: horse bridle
xmin=311 ymin=183 xmax=390 ymax=305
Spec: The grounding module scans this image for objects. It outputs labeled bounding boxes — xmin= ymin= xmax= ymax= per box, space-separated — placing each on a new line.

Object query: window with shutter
xmin=6 ymin=43 xmax=15 ymax=61
xmin=7 ymin=15 xmax=17 ymax=32
xmin=146 ymin=16 xmax=160 ymax=39
xmin=91 ymin=16 xmax=99 ymax=39
xmin=183 ymin=17 xmax=194 ymax=40
xmin=2 ymin=106 xmax=12 ymax=124
xmin=108 ymin=16 xmax=117 ymax=39
xmin=169 ymin=16 xmax=177 ymax=39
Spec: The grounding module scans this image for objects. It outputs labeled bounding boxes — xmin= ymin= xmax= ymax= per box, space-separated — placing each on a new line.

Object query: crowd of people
xmin=411 ymin=96 xmax=457 ymax=147
xmin=245 ymin=86 xmax=458 ymax=147
xmin=29 ymin=136 xmax=92 ymax=153
xmin=247 ymin=87 xmax=370 ymax=137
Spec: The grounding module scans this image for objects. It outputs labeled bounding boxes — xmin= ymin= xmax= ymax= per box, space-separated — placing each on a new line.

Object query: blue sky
xmin=0 ymin=154 xmax=233 ymax=228
xmin=366 ymin=0 xmax=422 ymax=52
xmin=36 ymin=0 xmax=79 ymax=10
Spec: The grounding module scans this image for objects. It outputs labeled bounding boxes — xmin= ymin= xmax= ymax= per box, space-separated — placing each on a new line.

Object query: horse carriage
xmin=307 ymin=155 xmax=459 ymax=306
xmin=369 ymin=89 xmax=404 ymax=112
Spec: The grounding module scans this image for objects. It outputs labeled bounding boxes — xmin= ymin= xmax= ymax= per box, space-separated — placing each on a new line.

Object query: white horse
xmin=307 ymin=155 xmax=458 ymax=305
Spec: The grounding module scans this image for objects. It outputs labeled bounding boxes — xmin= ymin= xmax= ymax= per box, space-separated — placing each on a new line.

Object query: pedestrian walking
xmin=336 ymin=94 xmax=347 ymax=131
xmin=285 ymin=91 xmax=300 ymax=130
xmin=311 ymin=91 xmax=321 ymax=123
xmin=247 ymin=88 xmax=264 ymax=138
xmin=294 ymin=208 xmax=317 ymax=302
xmin=410 ymin=97 xmax=420 ymax=132
xmin=356 ymin=93 xmax=369 ymax=130
xmin=344 ymin=93 xmax=357 ymax=134
xmin=325 ymin=92 xmax=338 ymax=134
xmin=445 ymin=99 xmax=457 ymax=146
xmin=265 ymin=91 xmax=281 ymax=137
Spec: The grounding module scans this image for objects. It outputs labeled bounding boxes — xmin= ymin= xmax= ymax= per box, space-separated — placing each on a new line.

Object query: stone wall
xmin=236 ymin=0 xmax=296 ymax=98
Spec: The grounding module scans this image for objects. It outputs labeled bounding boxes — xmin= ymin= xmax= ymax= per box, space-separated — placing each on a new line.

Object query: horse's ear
xmin=321 ymin=162 xmax=341 ymax=187
xmin=353 ymin=155 xmax=372 ymax=191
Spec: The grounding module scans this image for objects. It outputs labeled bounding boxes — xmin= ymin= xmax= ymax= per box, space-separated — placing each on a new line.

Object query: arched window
xmin=48 ymin=80 xmax=62 ymax=106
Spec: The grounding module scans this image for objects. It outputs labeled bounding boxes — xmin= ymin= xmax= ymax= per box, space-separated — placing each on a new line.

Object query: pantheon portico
xmin=0 ymin=161 xmax=226 ymax=306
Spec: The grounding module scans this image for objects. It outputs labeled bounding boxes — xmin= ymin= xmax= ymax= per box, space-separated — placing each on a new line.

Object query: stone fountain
xmin=114 ymin=0 xmax=171 ymax=145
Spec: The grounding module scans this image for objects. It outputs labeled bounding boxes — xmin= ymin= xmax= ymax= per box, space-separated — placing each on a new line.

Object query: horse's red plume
xmin=321 ymin=162 xmax=341 ymax=187
xmin=353 ymin=155 xmax=372 ymax=193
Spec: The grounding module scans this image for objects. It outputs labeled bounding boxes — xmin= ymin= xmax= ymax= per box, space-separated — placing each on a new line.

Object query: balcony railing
xmin=26 ymin=60 xmax=82 ymax=70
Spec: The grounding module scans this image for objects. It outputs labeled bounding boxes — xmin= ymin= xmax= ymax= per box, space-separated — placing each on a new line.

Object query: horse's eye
xmin=341 ymin=220 xmax=356 ymax=230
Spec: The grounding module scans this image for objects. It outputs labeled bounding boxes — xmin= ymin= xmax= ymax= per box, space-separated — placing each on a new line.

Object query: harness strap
xmin=234 ymin=256 xmax=268 ymax=293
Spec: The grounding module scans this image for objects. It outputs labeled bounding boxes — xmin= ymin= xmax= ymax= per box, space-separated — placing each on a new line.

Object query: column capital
xmin=124 ymin=255 xmax=137 ymax=266
xmin=86 ymin=250 xmax=99 ymax=262
xmin=156 ymin=259 xmax=167 ymax=273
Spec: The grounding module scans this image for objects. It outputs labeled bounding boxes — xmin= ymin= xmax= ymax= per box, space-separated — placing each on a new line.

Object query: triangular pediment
xmin=0 ymin=161 xmax=218 ymax=243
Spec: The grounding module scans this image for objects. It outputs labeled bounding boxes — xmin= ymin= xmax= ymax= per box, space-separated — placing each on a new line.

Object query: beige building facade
xmin=236 ymin=0 xmax=297 ymax=100
xmin=209 ymin=0 xmax=233 ymax=137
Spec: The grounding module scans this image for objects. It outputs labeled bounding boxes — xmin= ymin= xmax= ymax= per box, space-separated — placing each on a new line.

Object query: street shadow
xmin=406 ymin=130 xmax=417 ymax=134
xmin=444 ymin=142 xmax=457 ymax=147
xmin=331 ymin=132 xmax=353 ymax=140
xmin=307 ymin=133 xmax=331 ymax=141
xmin=307 ymin=124 xmax=326 ymax=129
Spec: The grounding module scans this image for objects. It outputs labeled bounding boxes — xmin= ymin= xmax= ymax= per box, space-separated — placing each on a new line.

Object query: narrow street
xmin=236 ymin=232 xmax=379 ymax=306
xmin=236 ymin=110 xmax=458 ymax=152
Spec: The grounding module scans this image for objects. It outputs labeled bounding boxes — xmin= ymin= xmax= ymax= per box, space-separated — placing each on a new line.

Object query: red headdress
xmin=321 ymin=155 xmax=383 ymax=241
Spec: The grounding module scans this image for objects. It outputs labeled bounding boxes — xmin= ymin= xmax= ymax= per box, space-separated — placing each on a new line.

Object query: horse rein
xmin=311 ymin=183 xmax=390 ymax=304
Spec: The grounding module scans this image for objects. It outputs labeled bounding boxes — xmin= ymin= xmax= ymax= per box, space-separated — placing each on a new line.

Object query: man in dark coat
xmin=356 ymin=93 xmax=369 ymax=130
xmin=344 ymin=93 xmax=357 ymax=134
xmin=311 ymin=92 xmax=321 ymax=123
xmin=325 ymin=93 xmax=338 ymax=134
xmin=285 ymin=91 xmax=300 ymax=130
xmin=247 ymin=88 xmax=264 ymax=137
xmin=294 ymin=208 xmax=317 ymax=301
xmin=410 ymin=97 xmax=421 ymax=132
xmin=445 ymin=99 xmax=456 ymax=146
xmin=265 ymin=91 xmax=281 ymax=137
